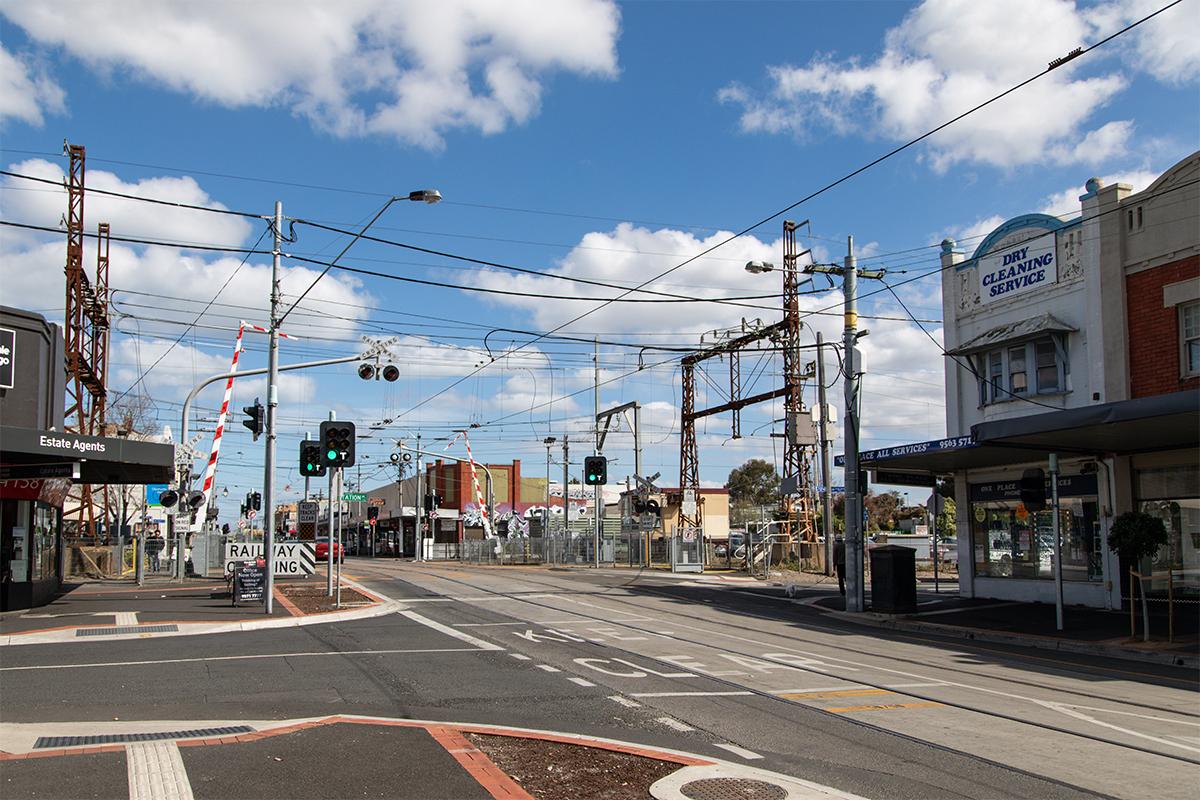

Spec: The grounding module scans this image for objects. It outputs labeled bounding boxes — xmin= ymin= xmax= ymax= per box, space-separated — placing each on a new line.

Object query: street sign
xmin=247 ymin=509 xmax=257 ymax=520
xmin=225 ymin=542 xmax=316 ymax=575
xmin=681 ymin=488 xmax=697 ymax=517
xmin=368 ymin=497 xmax=386 ymax=506
xmin=343 ymin=492 xmax=367 ymax=502
xmin=639 ymin=513 xmax=657 ymax=531
xmin=145 ymin=483 xmax=169 ymax=506
xmin=297 ymin=501 xmax=319 ymax=540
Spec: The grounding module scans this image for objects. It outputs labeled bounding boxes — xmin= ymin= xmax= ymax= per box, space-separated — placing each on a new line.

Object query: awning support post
xmin=1050 ymin=452 xmax=1064 ymax=631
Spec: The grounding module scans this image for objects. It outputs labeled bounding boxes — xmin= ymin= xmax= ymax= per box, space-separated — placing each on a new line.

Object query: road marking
xmin=509 ymin=653 xmax=532 ymax=661
xmin=608 ymin=695 xmax=641 ymax=708
xmin=568 ymin=677 xmax=596 ymax=687
xmin=782 ymin=689 xmax=894 ymax=700
xmin=0 ymin=648 xmax=483 ymax=672
xmin=126 ymin=742 xmax=194 ymax=800
xmin=115 ymin=612 xmax=138 ymax=627
xmin=399 ymin=610 xmax=504 ymax=651
xmin=765 ymin=686 xmax=859 ymax=695
xmin=454 ymin=620 xmax=584 ymax=627
xmin=631 ymin=691 xmax=753 ymax=698
xmin=656 ymin=716 xmax=695 ymax=732
xmin=827 ymin=702 xmax=943 ymax=713
xmin=534 ymin=664 xmax=560 ymax=673
xmin=713 ymin=743 xmax=763 ymax=760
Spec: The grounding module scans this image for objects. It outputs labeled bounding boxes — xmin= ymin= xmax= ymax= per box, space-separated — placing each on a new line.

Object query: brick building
xmin=853 ymin=151 xmax=1199 ymax=610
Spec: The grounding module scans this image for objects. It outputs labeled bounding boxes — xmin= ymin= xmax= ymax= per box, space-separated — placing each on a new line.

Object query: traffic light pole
xmin=327 ymin=411 xmax=336 ymax=597
xmin=262 ymin=200 xmax=283 ymax=616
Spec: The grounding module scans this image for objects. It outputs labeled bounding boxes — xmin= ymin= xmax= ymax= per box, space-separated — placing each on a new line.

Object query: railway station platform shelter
xmin=1 ymin=306 xmax=174 ymax=611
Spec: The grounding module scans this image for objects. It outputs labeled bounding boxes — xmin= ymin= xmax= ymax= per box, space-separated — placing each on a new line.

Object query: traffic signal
xmin=300 ymin=441 xmax=327 ymax=478
xmin=242 ymin=398 xmax=265 ymax=441
xmin=423 ymin=493 xmax=443 ymax=512
xmin=187 ymin=491 xmax=206 ymax=510
xmin=367 ymin=506 xmax=379 ymax=522
xmin=1019 ymin=468 xmax=1047 ymax=512
xmin=584 ymin=455 xmax=607 ymax=485
xmin=320 ymin=420 xmax=356 ymax=468
xmin=251 ymin=491 xmax=262 ymax=511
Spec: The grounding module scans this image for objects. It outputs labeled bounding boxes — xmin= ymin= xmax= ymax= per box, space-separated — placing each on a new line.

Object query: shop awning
xmin=0 ymin=426 xmax=174 ymax=484
xmin=972 ymin=389 xmax=1199 ymax=455
xmin=843 ymin=435 xmax=1050 ymax=477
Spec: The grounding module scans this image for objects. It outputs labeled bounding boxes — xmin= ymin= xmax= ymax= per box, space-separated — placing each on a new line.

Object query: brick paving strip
xmin=426 ymin=726 xmax=535 ymax=800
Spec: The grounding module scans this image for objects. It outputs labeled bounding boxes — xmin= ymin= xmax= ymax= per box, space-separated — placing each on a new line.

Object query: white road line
xmin=0 ymin=648 xmax=482 ymax=672
xmin=765 ymin=686 xmax=861 ymax=694
xmin=568 ymin=677 xmax=596 ymax=687
xmin=632 ymin=691 xmax=754 ymax=698
xmin=509 ymin=653 xmax=532 ymax=661
xmin=126 ymin=742 xmax=194 ymax=800
xmin=914 ymin=601 xmax=1020 ymax=617
xmin=398 ymin=610 xmax=504 ymax=651
xmin=394 ymin=597 xmax=456 ymax=602
xmin=115 ymin=612 xmax=138 ymax=627
xmin=656 ymin=716 xmax=695 ymax=732
xmin=534 ymin=664 xmax=561 ymax=673
xmin=454 ymin=620 xmax=586 ymax=627
xmin=713 ymin=743 xmax=763 ymax=760
xmin=609 ymin=695 xmax=641 ymax=708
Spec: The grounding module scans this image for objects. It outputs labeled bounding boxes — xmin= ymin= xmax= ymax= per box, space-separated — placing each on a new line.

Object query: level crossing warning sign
xmin=225 ymin=542 xmax=316 ymax=576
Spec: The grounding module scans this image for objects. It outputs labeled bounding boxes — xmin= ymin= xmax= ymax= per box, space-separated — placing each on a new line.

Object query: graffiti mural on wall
xmin=462 ymin=502 xmax=588 ymax=538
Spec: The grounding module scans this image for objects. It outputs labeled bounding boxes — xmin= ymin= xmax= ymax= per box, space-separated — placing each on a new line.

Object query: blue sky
xmin=1 ymin=0 xmax=1197 ymax=511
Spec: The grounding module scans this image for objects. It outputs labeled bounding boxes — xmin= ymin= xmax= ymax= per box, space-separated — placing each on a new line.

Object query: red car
xmin=314 ymin=537 xmax=343 ymax=561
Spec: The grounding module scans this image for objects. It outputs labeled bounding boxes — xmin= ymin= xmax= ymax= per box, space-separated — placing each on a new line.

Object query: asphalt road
xmin=2 ymin=558 xmax=1196 ymax=799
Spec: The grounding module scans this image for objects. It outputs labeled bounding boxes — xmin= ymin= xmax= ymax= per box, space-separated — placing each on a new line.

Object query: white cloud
xmin=1086 ymin=0 xmax=1200 ymax=86
xmin=718 ymin=0 xmax=1186 ymax=172
xmin=0 ymin=43 xmax=64 ymax=125
xmin=1038 ymin=168 xmax=1162 ymax=217
xmin=0 ymin=0 xmax=620 ymax=149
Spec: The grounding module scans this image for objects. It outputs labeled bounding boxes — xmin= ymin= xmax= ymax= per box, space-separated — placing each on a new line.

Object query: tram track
xmin=355 ymin=560 xmax=1200 ymax=769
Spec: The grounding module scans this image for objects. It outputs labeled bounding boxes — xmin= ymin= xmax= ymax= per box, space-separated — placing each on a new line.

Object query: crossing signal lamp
xmin=320 ymin=420 xmax=356 ymax=468
xmin=242 ymin=398 xmax=265 ymax=441
xmin=584 ymin=455 xmax=607 ymax=486
xmin=187 ymin=491 xmax=206 ymax=511
xmin=300 ymin=440 xmax=327 ymax=477
xmin=159 ymin=489 xmax=179 ymax=509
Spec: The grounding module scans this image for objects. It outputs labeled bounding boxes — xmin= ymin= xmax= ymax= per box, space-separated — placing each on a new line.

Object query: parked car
xmin=314 ymin=537 xmax=343 ymax=561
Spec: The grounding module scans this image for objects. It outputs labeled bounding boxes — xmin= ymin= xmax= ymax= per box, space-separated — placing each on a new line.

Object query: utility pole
xmin=327 ymin=411 xmax=336 ymax=597
xmin=544 ymin=437 xmax=556 ymax=537
xmin=562 ymin=434 xmax=570 ymax=549
xmin=593 ymin=337 xmax=601 ymax=568
xmin=817 ymin=332 xmax=834 ymax=577
xmin=415 ymin=432 xmax=423 ymax=561
xmin=804 ymin=235 xmax=883 ymax=613
xmin=262 ymin=200 xmax=283 ymax=615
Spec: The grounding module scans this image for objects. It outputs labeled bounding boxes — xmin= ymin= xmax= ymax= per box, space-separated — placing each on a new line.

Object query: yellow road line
xmin=780 ymin=689 xmax=893 ymax=699
xmin=826 ymin=701 xmax=944 ymax=713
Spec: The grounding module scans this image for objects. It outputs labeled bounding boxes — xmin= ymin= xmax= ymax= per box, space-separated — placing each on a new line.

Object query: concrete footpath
xmin=0 ymin=574 xmax=400 ymax=646
xmin=0 ymin=715 xmax=861 ymax=800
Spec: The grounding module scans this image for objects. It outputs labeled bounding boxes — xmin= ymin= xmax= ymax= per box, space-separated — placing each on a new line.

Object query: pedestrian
xmin=834 ymin=535 xmax=846 ymax=596
xmin=147 ymin=530 xmax=164 ymax=572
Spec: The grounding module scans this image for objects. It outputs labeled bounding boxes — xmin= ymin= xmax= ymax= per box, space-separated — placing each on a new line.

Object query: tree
xmin=1108 ymin=511 xmax=1167 ymax=563
xmin=863 ymin=490 xmax=902 ymax=531
xmin=936 ymin=497 xmax=956 ymax=541
xmin=725 ymin=459 xmax=779 ymax=506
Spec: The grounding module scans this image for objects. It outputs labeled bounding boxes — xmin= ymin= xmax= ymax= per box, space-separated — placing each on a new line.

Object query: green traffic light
xmin=327 ymin=449 xmax=338 ymax=460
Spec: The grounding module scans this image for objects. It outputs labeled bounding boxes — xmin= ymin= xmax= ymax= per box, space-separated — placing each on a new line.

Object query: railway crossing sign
xmin=225 ymin=542 xmax=315 ymax=576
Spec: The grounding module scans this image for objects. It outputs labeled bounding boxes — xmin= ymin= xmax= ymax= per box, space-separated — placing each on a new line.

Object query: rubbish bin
xmin=870 ymin=544 xmax=917 ymax=614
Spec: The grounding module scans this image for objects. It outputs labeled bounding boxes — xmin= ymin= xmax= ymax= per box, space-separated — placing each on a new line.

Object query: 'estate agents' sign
xmin=978 ymin=232 xmax=1057 ymax=304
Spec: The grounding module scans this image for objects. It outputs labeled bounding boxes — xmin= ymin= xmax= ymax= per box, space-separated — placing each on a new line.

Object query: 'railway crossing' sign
xmin=225 ymin=542 xmax=316 ymax=576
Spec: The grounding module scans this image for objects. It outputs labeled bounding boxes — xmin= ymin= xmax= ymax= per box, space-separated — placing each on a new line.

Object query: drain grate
xmin=34 ymin=726 xmax=254 ymax=749
xmin=76 ymin=624 xmax=179 ymax=637
xmin=681 ymin=777 xmax=788 ymax=800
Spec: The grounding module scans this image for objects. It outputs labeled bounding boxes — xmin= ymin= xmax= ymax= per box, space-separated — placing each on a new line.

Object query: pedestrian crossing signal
xmin=584 ymin=455 xmax=607 ymax=485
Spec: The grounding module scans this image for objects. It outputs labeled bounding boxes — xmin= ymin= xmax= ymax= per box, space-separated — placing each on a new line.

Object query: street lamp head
xmin=745 ymin=260 xmax=774 ymax=274
xmin=544 ymin=436 xmax=556 ymax=445
xmin=407 ymin=189 xmax=442 ymax=205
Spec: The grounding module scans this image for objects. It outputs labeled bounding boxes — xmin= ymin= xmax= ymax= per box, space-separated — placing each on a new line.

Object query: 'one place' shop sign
xmin=978 ymin=231 xmax=1057 ymax=304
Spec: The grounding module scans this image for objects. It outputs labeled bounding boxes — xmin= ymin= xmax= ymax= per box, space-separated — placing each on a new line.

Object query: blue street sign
xmin=145 ymin=483 xmax=169 ymax=506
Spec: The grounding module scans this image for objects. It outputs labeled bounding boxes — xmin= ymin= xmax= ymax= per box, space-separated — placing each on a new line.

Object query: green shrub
xmin=1107 ymin=511 xmax=1168 ymax=562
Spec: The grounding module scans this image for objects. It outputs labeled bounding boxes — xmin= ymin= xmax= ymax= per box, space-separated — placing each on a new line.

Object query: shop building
xmin=857 ymin=152 xmax=1199 ymax=610
xmin=0 ymin=306 xmax=174 ymax=610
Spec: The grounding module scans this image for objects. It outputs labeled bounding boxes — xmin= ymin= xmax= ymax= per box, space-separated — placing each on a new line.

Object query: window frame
xmin=1181 ymin=300 xmax=1200 ymax=379
xmin=977 ymin=334 xmax=1068 ymax=406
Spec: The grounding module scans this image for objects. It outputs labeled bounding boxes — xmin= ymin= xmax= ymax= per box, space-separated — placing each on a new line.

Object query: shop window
xmin=33 ymin=504 xmax=58 ymax=581
xmin=971 ymin=496 xmax=1101 ymax=582
xmin=1181 ymin=301 xmax=1200 ymax=378
xmin=977 ymin=335 xmax=1068 ymax=405
xmin=1136 ymin=465 xmax=1199 ymax=597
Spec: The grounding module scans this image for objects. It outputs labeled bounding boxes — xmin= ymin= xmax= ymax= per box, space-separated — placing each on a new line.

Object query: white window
xmin=1182 ymin=301 xmax=1200 ymax=378
xmin=977 ymin=335 xmax=1068 ymax=405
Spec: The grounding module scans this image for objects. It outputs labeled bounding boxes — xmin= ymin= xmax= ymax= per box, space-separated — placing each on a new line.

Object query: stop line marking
xmin=713 ymin=743 xmax=763 ymax=760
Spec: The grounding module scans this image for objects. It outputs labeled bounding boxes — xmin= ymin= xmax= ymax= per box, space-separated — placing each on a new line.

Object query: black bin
xmin=870 ymin=544 xmax=917 ymax=614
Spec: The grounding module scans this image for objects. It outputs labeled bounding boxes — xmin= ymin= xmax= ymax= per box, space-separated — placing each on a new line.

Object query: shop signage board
xmin=969 ymin=473 xmax=1097 ymax=502
xmin=297 ymin=501 xmax=319 ymax=540
xmin=225 ymin=542 xmax=316 ymax=575
xmin=872 ymin=470 xmax=937 ymax=488
xmin=145 ymin=483 xmax=169 ymax=506
xmin=232 ymin=562 xmax=266 ymax=605
xmin=0 ymin=462 xmax=78 ymax=480
xmin=839 ymin=436 xmax=976 ymax=467
xmin=977 ymin=231 xmax=1057 ymax=305
xmin=0 ymin=327 xmax=14 ymax=389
